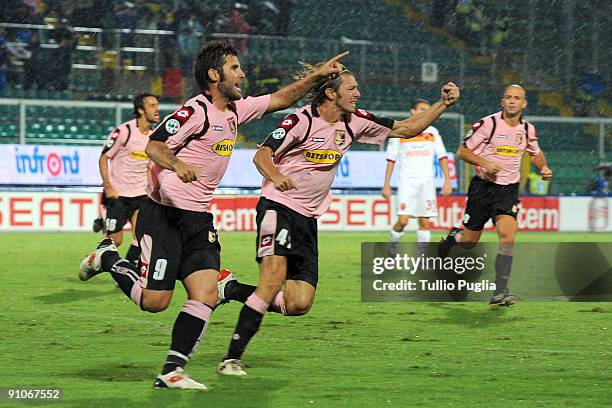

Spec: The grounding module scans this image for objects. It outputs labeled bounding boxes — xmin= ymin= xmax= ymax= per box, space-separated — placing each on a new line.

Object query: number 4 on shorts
xmin=276 ymin=229 xmax=292 ymax=249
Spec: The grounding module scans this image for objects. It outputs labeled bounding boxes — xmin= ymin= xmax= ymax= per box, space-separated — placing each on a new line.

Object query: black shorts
xmin=255 ymin=197 xmax=319 ymax=288
xmin=135 ymin=198 xmax=221 ymax=291
xmin=462 ymin=176 xmax=520 ymax=231
xmin=104 ymin=195 xmax=147 ymax=234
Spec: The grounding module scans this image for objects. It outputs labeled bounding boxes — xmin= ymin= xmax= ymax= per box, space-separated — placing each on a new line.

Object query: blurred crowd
xmin=0 ymin=0 xmax=292 ymax=92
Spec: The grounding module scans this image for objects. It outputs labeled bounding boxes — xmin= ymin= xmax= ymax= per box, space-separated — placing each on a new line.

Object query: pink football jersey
xmin=260 ymin=105 xmax=393 ymax=217
xmin=101 ymin=119 xmax=151 ymax=197
xmin=464 ymin=111 xmax=540 ymax=185
xmin=147 ymin=93 xmax=270 ymax=212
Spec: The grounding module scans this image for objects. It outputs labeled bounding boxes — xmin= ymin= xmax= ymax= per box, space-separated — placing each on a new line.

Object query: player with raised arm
xmin=381 ymin=98 xmax=452 ymax=258
xmin=438 ymin=84 xmax=552 ymax=307
xmin=215 ymin=63 xmax=460 ymax=376
xmin=94 ymin=93 xmax=159 ymax=265
xmin=79 ymin=41 xmax=349 ymax=389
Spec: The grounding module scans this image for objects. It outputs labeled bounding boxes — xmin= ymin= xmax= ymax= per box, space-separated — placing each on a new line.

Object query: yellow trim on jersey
xmin=212 ymin=139 xmax=235 ymax=156
xmin=129 ymin=151 xmax=149 ymax=161
xmin=303 ymin=149 xmax=343 ymax=164
xmin=400 ymin=133 xmax=435 ymax=143
xmin=495 ymin=146 xmax=521 ymax=157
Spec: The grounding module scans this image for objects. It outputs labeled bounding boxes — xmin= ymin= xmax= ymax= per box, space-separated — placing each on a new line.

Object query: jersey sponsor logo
xmin=271 ymin=128 xmax=286 ymax=139
xmin=129 ymin=150 xmax=149 ymax=161
xmin=404 ymin=149 xmax=432 ymax=157
xmin=495 ymin=145 xmax=521 ymax=157
xmin=212 ymin=139 xmax=235 ymax=156
xmin=212 ymin=125 xmax=223 ymax=131
xmin=303 ymin=149 xmax=343 ymax=164
xmin=334 ymin=130 xmax=346 ymax=147
xmin=165 ymin=118 xmax=180 ymax=134
xmin=355 ymin=108 xmax=372 ymax=119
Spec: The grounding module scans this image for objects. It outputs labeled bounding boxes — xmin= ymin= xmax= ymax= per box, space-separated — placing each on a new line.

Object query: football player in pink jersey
xmin=79 ymin=41 xmax=349 ymax=389
xmin=215 ymin=63 xmax=460 ymax=376
xmin=96 ymin=93 xmax=159 ymax=265
xmin=438 ymin=85 xmax=553 ymax=307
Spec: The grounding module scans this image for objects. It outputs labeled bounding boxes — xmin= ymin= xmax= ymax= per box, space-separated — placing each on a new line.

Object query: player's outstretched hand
xmin=316 ymin=51 xmax=350 ymax=78
xmin=381 ymin=185 xmax=392 ymax=201
xmin=175 ymin=162 xmax=201 ymax=183
xmin=541 ymin=166 xmax=553 ymax=180
xmin=272 ymin=175 xmax=297 ymax=192
xmin=441 ymin=82 xmax=460 ymax=107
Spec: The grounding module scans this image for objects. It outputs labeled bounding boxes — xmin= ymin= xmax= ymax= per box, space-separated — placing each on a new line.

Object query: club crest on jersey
xmin=272 ymin=128 xmax=286 ymax=140
xmin=208 ymin=231 xmax=217 ymax=243
xmin=516 ymin=133 xmax=524 ymax=144
xmin=334 ymin=130 xmax=346 ymax=147
xmin=212 ymin=139 xmax=234 ymax=156
xmin=228 ymin=118 xmax=237 ymax=135
xmin=165 ymin=119 xmax=180 ymax=134
xmin=304 ymin=149 xmax=343 ymax=164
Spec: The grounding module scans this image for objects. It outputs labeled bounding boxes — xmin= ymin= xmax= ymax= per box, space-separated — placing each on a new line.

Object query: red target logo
xmin=46 ymin=153 xmax=62 ymax=176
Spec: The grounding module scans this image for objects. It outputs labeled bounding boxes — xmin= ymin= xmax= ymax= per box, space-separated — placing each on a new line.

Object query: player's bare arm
xmin=439 ymin=157 xmax=453 ymax=196
xmin=531 ymin=151 xmax=553 ymax=179
xmin=253 ymin=146 xmax=297 ymax=192
xmin=265 ymin=51 xmax=349 ymax=114
xmin=388 ymin=82 xmax=460 ymax=138
xmin=145 ymin=140 xmax=201 ymax=183
xmin=99 ymin=153 xmax=118 ymax=199
xmin=381 ymin=160 xmax=395 ymax=200
xmin=457 ymin=144 xmax=503 ymax=174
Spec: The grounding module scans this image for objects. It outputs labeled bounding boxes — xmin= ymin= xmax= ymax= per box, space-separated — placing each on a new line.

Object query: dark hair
xmin=194 ymin=41 xmax=238 ymax=91
xmin=411 ymin=99 xmax=430 ymax=110
xmin=133 ymin=93 xmax=158 ymax=118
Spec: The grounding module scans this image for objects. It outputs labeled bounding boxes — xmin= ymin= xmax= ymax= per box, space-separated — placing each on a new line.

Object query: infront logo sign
xmin=14 ymin=146 xmax=80 ymax=176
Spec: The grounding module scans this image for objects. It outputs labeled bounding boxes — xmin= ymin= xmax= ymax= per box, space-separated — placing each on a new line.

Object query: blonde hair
xmin=294 ymin=61 xmax=351 ymax=104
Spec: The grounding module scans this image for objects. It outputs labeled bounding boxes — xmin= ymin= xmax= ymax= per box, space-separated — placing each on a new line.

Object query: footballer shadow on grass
xmin=425 ymin=302 xmax=526 ymax=328
xmin=32 ymin=287 xmax=117 ymax=304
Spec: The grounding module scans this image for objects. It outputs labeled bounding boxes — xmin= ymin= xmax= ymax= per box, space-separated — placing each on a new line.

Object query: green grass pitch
xmin=1 ymin=231 xmax=611 ymax=407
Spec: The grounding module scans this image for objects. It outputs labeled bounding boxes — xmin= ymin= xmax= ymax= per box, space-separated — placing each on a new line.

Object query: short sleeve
xmin=464 ymin=118 xmax=492 ymax=151
xmin=235 ymin=94 xmax=271 ymax=125
xmin=433 ymin=129 xmax=448 ymax=159
xmin=352 ymin=108 xmax=393 ymax=145
xmin=526 ymin=124 xmax=541 ymax=156
xmin=150 ymin=104 xmax=203 ymax=146
xmin=259 ymin=113 xmax=304 ymax=157
xmin=386 ymin=138 xmax=400 ymax=162
xmin=101 ymin=126 xmax=127 ymax=158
